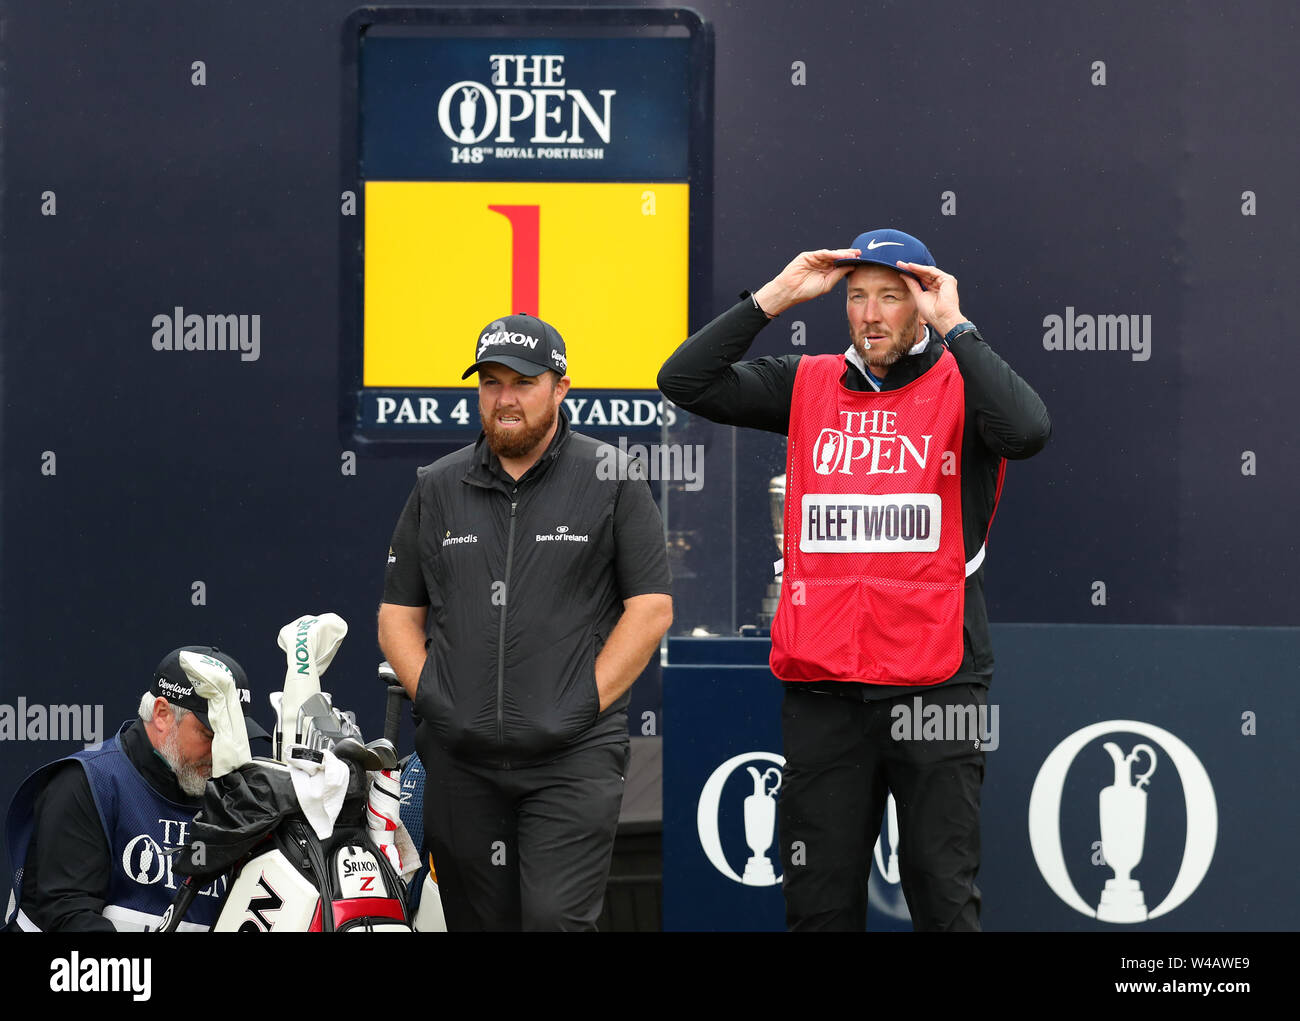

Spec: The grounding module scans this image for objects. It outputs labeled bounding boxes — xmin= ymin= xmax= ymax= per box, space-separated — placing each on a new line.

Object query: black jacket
xmin=657 ymin=296 xmax=1051 ymax=698
xmin=384 ymin=412 xmax=671 ymax=766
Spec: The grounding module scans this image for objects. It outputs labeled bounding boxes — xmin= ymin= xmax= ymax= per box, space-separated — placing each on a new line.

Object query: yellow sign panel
xmin=364 ymin=181 xmax=688 ymax=389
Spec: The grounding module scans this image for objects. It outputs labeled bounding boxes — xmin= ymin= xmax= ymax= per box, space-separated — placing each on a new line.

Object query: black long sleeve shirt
xmin=657 ymin=296 xmax=1051 ymax=699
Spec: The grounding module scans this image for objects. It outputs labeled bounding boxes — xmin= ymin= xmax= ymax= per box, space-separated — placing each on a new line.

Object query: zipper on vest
xmin=497 ymin=498 xmax=518 ymax=766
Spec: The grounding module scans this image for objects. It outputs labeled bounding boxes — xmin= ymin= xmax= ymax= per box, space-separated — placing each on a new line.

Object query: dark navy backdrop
xmin=3 ymin=0 xmax=1298 ymax=916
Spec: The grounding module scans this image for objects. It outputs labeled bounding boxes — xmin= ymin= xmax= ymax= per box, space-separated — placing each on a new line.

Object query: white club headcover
xmin=178 ymin=650 xmax=252 ymax=778
xmin=275 ymin=613 xmax=348 ymax=759
xmin=414 ymin=873 xmax=448 ymax=933
xmin=366 ymin=769 xmax=420 ymax=879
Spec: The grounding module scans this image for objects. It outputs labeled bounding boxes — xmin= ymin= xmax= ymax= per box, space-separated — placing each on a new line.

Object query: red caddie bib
xmin=770 ymin=348 xmax=970 ymax=685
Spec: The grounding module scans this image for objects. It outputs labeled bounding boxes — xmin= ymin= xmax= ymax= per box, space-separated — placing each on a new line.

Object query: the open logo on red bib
xmin=771 ymin=350 xmax=969 ymax=686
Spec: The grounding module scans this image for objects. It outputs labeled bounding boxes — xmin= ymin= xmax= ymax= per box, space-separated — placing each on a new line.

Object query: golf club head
xmin=332 ymin=737 xmax=384 ymax=771
xmin=308 ymin=710 xmax=359 ymax=743
xmin=301 ymin=717 xmax=326 ymax=753
xmin=299 ymin=692 xmax=334 ymax=721
xmin=365 ymin=738 xmax=399 ymax=770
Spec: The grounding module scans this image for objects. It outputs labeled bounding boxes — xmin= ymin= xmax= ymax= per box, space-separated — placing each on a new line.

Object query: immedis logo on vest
xmin=1028 ymin=720 xmax=1218 ymax=923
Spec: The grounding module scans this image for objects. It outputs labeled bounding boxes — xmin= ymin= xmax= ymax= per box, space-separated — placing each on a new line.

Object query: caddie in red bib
xmin=773 ymin=345 xmax=977 ymax=685
xmin=659 ymin=226 xmax=1050 ymax=932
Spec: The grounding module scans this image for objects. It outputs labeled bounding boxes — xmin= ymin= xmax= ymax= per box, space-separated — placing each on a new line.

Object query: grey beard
xmin=161 ymin=729 xmax=210 ymax=797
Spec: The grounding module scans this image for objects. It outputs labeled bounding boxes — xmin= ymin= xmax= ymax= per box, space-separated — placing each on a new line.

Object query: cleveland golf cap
xmin=462 ymin=314 xmax=568 ymax=379
xmin=151 ymin=645 xmax=270 ymax=740
xmin=834 ymin=228 xmax=935 ymax=287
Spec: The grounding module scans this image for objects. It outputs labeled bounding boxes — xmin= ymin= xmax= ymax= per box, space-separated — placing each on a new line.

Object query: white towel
xmin=287 ymin=746 xmax=350 ymax=839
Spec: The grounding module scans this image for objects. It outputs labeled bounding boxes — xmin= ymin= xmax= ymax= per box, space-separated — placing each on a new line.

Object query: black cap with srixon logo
xmin=151 ymin=645 xmax=270 ymax=740
xmin=461 ymin=314 xmax=568 ymax=379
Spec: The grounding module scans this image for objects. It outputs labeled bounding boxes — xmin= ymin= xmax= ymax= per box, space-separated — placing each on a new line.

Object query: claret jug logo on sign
xmin=696 ymin=752 xmax=785 ymax=888
xmin=437 ymin=53 xmax=616 ymax=150
xmin=1028 ymin=720 xmax=1217 ymax=924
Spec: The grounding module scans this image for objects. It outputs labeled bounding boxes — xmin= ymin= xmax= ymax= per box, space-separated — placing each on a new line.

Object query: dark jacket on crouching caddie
xmin=5 ymin=720 xmax=224 ymax=931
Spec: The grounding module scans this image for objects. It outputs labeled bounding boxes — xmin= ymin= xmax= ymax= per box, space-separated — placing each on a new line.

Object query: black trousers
xmin=417 ymin=736 xmax=628 ymax=931
xmin=777 ymin=683 xmax=987 ymax=931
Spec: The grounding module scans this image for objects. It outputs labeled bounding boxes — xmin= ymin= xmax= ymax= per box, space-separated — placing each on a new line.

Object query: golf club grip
xmin=154 ymin=874 xmax=199 ymax=932
xmin=384 ymin=685 xmax=405 ymax=745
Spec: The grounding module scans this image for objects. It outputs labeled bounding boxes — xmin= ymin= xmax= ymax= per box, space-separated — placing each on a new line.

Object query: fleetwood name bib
xmin=771 ymin=349 xmax=974 ymax=686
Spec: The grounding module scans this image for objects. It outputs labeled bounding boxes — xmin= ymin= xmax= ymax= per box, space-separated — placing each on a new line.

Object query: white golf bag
xmin=159 ymin=614 xmax=418 ymax=932
xmin=211 ymin=763 xmax=412 ymax=932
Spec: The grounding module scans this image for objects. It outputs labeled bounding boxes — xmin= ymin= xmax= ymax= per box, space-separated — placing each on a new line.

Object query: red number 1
xmin=488 ymin=205 xmax=540 ymax=315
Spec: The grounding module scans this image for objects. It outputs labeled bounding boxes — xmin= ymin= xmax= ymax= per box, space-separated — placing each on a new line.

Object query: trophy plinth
xmin=1097 ymin=879 xmax=1147 ymax=923
xmin=742 ymin=855 xmax=777 ymax=885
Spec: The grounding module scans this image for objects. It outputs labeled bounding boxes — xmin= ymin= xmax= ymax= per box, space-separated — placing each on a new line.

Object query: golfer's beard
xmin=161 ymin=728 xmax=210 ymax=797
xmin=852 ymin=315 xmax=921 ymax=372
xmin=483 ymin=401 xmax=556 ymax=459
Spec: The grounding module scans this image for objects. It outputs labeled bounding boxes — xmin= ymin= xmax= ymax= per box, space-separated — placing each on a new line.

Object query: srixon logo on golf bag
xmin=216 ymin=820 xmax=410 ymax=932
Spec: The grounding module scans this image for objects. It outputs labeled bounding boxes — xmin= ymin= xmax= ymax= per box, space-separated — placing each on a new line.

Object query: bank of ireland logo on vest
xmin=1028 ymin=720 xmax=1217 ymax=923
xmin=697 ymin=752 xmax=784 ymax=886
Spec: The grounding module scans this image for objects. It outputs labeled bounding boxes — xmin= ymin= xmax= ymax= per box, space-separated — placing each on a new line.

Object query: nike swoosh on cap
xmin=865 ymin=239 xmax=904 ymax=250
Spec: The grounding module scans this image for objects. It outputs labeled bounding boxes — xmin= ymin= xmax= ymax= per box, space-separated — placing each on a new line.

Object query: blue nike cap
xmin=834 ymin=228 xmax=935 ymax=287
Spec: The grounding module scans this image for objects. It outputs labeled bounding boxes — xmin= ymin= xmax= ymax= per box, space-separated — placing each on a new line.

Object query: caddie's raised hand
xmin=752 ymin=249 xmax=862 ymax=318
xmin=897 ymin=261 xmax=965 ymax=336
